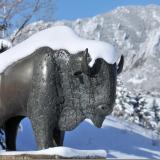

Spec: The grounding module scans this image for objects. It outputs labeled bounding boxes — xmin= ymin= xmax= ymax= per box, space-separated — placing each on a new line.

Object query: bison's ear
xmin=58 ymin=108 xmax=85 ymax=131
xmin=81 ymin=48 xmax=102 ymax=77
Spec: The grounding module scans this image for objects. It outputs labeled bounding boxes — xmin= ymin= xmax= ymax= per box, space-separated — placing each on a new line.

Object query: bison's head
xmin=58 ymin=49 xmax=124 ymax=130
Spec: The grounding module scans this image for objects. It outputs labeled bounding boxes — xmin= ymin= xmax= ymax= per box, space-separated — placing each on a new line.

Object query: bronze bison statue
xmin=0 ymin=47 xmax=123 ymax=150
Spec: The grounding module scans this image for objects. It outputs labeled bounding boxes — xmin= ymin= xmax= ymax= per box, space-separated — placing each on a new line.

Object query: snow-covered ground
xmin=11 ymin=116 xmax=160 ymax=159
xmin=0 ymin=146 xmax=106 ymax=159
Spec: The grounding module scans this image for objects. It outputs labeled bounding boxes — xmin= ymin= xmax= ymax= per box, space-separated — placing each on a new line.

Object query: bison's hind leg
xmin=5 ymin=116 xmax=24 ymax=151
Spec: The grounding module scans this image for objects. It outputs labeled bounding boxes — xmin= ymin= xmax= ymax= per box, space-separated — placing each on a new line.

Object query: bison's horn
xmin=81 ymin=48 xmax=102 ymax=77
xmin=117 ymin=55 xmax=124 ymax=74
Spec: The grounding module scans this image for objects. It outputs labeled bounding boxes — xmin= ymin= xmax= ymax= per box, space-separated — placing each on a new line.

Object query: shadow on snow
xmin=16 ymin=117 xmax=160 ymax=159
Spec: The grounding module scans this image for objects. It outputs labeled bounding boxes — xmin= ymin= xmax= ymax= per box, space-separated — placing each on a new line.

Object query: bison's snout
xmin=91 ymin=104 xmax=114 ymax=128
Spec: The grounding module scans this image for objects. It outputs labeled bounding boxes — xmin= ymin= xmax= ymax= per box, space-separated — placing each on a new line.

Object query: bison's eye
xmin=96 ymin=104 xmax=107 ymax=115
xmin=74 ymin=71 xmax=82 ymax=76
xmin=100 ymin=105 xmax=105 ymax=109
xmin=98 ymin=105 xmax=105 ymax=111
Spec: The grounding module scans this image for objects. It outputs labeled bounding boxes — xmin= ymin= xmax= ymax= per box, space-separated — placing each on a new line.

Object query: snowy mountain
xmin=12 ymin=5 xmax=160 ymax=132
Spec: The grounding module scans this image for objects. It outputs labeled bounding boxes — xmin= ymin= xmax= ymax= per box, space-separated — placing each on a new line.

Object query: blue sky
xmin=55 ymin=0 xmax=160 ymax=20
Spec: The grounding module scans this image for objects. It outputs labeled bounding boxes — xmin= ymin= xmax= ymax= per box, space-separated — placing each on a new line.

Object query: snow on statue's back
xmin=0 ymin=25 xmax=119 ymax=73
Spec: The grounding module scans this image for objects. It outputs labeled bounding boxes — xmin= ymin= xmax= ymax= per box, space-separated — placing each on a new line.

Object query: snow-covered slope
xmin=11 ymin=116 xmax=160 ymax=158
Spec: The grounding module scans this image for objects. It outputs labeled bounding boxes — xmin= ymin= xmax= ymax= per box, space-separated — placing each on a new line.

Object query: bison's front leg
xmin=53 ymin=127 xmax=65 ymax=146
xmin=27 ymin=47 xmax=60 ymax=149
